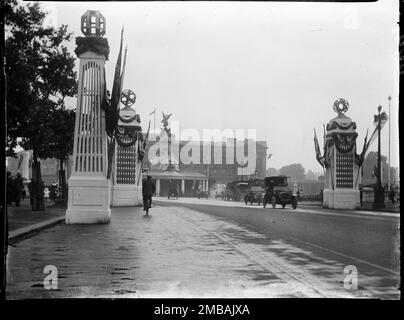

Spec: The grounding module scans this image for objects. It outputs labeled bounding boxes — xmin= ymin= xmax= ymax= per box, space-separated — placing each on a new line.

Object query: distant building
xmin=141 ymin=137 xmax=267 ymax=196
xmin=6 ymin=150 xmax=73 ymax=185
xmin=7 ymin=137 xmax=267 ymax=197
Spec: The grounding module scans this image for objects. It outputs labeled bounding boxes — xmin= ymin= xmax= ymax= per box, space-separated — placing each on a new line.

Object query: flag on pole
xmin=361 ymin=128 xmax=369 ymax=157
xmin=17 ymin=153 xmax=23 ymax=169
xmin=119 ymin=45 xmax=128 ymax=93
xmin=138 ymin=120 xmax=151 ymax=162
xmin=354 ymin=128 xmax=369 ymax=187
xmin=149 ymin=109 xmax=156 ymax=116
xmin=267 ymin=153 xmax=272 ymax=159
xmin=106 ymin=26 xmax=124 ymax=179
xmin=314 ymin=128 xmax=324 ymax=167
xmin=144 ymin=120 xmax=151 ymax=146
xmin=110 ymin=26 xmax=124 ymax=132
xmin=137 ymin=120 xmax=151 ymax=186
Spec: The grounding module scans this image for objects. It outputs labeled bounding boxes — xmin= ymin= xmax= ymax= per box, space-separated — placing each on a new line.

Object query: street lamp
xmin=373 ymin=105 xmax=386 ymax=209
xmin=388 ymin=96 xmax=391 ymax=191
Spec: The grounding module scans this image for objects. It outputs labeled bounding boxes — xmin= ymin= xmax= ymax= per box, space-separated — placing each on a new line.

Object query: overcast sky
xmin=36 ymin=0 xmax=399 ymax=173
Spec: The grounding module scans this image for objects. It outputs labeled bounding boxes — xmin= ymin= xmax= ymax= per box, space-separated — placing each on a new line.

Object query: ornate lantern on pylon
xmin=81 ymin=10 xmax=106 ymax=37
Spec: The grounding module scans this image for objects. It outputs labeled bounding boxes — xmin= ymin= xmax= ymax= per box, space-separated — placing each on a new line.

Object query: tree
xmin=279 ymin=163 xmax=306 ymax=181
xmin=305 ymin=169 xmax=316 ymax=181
xmin=266 ymin=167 xmax=279 ymax=177
xmin=48 ymin=108 xmax=76 ymax=204
xmin=5 ymin=0 xmax=77 ymax=210
xmin=361 ymin=151 xmax=398 ymax=187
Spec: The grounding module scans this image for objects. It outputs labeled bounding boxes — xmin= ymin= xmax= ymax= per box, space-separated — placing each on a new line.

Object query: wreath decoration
xmin=121 ymin=89 xmax=136 ymax=107
xmin=119 ymin=114 xmax=139 ymax=123
xmin=75 ymin=36 xmax=110 ymax=60
xmin=333 ymin=98 xmax=349 ymax=114
xmin=116 ymin=134 xmax=137 ymax=147
xmin=329 ymin=132 xmax=358 ymax=154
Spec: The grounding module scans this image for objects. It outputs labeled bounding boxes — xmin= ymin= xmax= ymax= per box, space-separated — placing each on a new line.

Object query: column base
xmin=323 ymin=189 xmax=360 ymax=210
xmin=111 ymin=184 xmax=143 ymax=207
xmin=65 ymin=175 xmax=111 ymax=224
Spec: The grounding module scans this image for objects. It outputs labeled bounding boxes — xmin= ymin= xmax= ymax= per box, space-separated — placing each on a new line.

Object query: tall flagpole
xmin=388 ymin=95 xmax=391 ymax=191
xmin=154 ymin=108 xmax=156 ymax=134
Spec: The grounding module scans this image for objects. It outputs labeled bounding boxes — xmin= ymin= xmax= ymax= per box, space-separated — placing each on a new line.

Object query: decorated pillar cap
xmin=81 ymin=10 xmax=106 ymax=37
xmin=326 ymin=98 xmax=356 ymax=133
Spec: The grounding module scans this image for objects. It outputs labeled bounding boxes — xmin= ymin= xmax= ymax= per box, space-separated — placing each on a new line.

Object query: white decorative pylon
xmin=66 ymin=11 xmax=111 ymax=224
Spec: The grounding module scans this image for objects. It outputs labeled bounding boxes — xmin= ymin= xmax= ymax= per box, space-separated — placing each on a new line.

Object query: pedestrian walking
xmin=44 ymin=186 xmax=50 ymax=203
xmin=14 ymin=172 xmax=24 ymax=207
xmin=142 ymin=175 xmax=155 ymax=213
xmin=50 ymin=182 xmax=57 ymax=202
xmin=389 ymin=188 xmax=396 ymax=205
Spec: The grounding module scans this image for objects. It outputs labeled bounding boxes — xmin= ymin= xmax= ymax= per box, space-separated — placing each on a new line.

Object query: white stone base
xmin=323 ymin=189 xmax=360 ymax=210
xmin=66 ymin=175 xmax=111 ymax=224
xmin=111 ymin=184 xmax=143 ymax=207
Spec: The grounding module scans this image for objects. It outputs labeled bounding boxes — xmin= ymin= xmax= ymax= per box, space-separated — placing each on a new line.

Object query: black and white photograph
xmin=1 ymin=0 xmax=400 ymax=303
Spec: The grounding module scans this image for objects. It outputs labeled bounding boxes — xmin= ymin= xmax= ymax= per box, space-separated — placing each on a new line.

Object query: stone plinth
xmin=323 ymin=189 xmax=360 ymax=210
xmin=66 ymin=176 xmax=111 ymax=224
xmin=111 ymin=185 xmax=142 ymax=206
xmin=66 ymin=49 xmax=111 ymax=224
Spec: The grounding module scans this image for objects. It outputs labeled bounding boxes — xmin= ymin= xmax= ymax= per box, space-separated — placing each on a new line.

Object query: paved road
xmin=6 ymin=199 xmax=400 ymax=299
xmin=155 ymin=198 xmax=400 ymax=298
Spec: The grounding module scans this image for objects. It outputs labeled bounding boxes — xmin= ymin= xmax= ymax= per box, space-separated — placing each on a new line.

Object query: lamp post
xmin=373 ymin=105 xmax=385 ymax=209
xmin=388 ymin=96 xmax=391 ymax=191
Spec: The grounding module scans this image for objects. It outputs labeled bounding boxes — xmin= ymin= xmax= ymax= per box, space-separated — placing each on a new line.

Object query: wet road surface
xmin=6 ymin=202 xmax=400 ymax=299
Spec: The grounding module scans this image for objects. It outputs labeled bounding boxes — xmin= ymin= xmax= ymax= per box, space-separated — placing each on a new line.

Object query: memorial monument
xmin=111 ymin=89 xmax=144 ymax=206
xmin=314 ymin=99 xmax=367 ymax=209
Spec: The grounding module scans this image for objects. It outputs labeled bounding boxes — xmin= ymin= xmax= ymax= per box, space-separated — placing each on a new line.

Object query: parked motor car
xmin=263 ymin=176 xmax=297 ymax=209
xmin=233 ymin=181 xmax=249 ymax=201
xmin=197 ymin=190 xmax=209 ymax=199
xmin=214 ymin=184 xmax=226 ymax=199
xmin=168 ymin=180 xmax=179 ymax=199
xmin=244 ymin=179 xmax=264 ymax=205
xmin=224 ymin=182 xmax=235 ymax=201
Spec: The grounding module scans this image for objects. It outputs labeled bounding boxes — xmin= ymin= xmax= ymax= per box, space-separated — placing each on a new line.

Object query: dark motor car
xmin=263 ymin=176 xmax=297 ymax=209
xmin=223 ymin=181 xmax=248 ymax=201
xmin=224 ymin=182 xmax=235 ymax=201
xmin=167 ymin=180 xmax=179 ymax=199
xmin=197 ymin=189 xmax=209 ymax=199
xmin=244 ymin=179 xmax=264 ymax=205
xmin=234 ymin=181 xmax=249 ymax=201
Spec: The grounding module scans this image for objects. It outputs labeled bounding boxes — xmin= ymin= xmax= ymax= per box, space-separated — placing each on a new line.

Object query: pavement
xmin=155 ymin=196 xmax=400 ymax=217
xmin=5 ymin=197 xmax=400 ymax=299
xmin=301 ymin=200 xmax=400 ymax=213
xmin=7 ymin=199 xmax=66 ymax=244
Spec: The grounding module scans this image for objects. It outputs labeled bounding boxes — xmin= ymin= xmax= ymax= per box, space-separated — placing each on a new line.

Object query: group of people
xmin=388 ymin=187 xmax=398 ymax=205
xmin=8 ymin=171 xmax=153 ymax=210
xmin=6 ymin=171 xmax=25 ymax=207
xmin=44 ymin=181 xmax=58 ymax=202
xmin=7 ymin=172 xmax=60 ymax=208
xmin=358 ymin=184 xmax=399 ymax=207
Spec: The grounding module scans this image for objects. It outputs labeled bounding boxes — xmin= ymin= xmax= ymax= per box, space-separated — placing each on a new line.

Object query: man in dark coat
xmin=13 ymin=172 xmax=24 ymax=207
xmin=142 ymin=175 xmax=156 ymax=211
